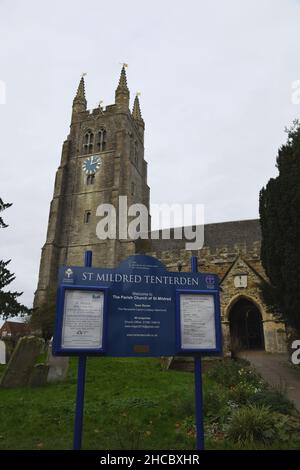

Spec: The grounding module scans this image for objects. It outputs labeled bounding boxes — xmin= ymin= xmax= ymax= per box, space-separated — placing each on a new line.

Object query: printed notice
xmin=180 ymin=294 xmax=216 ymax=350
xmin=62 ymin=290 xmax=104 ymax=349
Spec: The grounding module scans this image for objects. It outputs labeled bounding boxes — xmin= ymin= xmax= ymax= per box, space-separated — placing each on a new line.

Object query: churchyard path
xmin=238 ymin=350 xmax=300 ymax=412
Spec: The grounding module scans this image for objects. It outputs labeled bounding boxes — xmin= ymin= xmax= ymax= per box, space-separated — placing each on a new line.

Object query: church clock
xmin=82 ymin=155 xmax=101 ymax=175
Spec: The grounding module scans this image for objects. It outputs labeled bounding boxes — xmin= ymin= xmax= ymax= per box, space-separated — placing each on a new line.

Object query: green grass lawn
xmin=0 ymin=357 xmax=299 ymax=450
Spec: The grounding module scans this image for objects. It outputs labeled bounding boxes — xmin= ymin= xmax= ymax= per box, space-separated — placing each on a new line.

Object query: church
xmin=34 ymin=67 xmax=287 ymax=355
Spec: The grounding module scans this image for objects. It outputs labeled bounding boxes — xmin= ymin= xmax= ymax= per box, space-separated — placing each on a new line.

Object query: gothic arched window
xmin=83 ymin=130 xmax=94 ymax=155
xmin=97 ymin=129 xmax=107 ymax=152
xmin=86 ymin=174 xmax=95 ymax=185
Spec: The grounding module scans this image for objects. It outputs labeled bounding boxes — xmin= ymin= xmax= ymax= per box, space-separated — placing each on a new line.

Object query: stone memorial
xmin=47 ymin=339 xmax=69 ymax=383
xmin=0 ymin=340 xmax=6 ymax=365
xmin=0 ymin=336 xmax=44 ymax=388
xmin=29 ymin=363 xmax=50 ymax=387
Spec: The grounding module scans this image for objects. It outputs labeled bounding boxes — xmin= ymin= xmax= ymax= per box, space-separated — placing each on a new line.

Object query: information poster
xmin=179 ymin=294 xmax=216 ymax=350
xmin=61 ymin=290 xmax=104 ymax=349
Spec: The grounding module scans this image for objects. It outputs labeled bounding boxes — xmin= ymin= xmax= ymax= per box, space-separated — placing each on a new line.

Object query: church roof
xmin=148 ymin=219 xmax=261 ymax=253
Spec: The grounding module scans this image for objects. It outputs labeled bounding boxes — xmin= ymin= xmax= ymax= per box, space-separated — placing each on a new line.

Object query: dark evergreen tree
xmin=259 ymin=120 xmax=300 ymax=334
xmin=30 ymin=287 xmax=56 ymax=340
xmin=0 ymin=198 xmax=12 ymax=228
xmin=0 ymin=198 xmax=30 ymax=319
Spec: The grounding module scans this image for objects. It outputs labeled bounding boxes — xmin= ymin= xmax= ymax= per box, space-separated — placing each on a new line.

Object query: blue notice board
xmin=53 ymin=255 xmax=222 ymax=357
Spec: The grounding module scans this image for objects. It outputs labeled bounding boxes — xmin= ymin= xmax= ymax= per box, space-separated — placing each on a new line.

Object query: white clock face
xmin=234 ymin=275 xmax=248 ymax=288
xmin=82 ymin=155 xmax=101 ymax=175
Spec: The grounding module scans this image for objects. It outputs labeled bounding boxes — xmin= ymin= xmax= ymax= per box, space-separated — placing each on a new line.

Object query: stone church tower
xmin=34 ymin=67 xmax=149 ymax=308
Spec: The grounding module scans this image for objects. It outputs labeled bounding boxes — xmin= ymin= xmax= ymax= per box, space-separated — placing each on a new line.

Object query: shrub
xmin=249 ymin=388 xmax=295 ymax=415
xmin=228 ymin=371 xmax=263 ymax=404
xmin=229 ymin=382 xmax=259 ymax=405
xmin=207 ymin=359 xmax=262 ymax=389
xmin=206 ymin=359 xmax=242 ymax=387
xmin=276 ymin=415 xmax=300 ymax=442
xmin=203 ymin=381 xmax=230 ymax=422
xmin=226 ymin=405 xmax=277 ymax=444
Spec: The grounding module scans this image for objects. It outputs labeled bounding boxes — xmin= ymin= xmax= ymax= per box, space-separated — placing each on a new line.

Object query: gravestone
xmin=47 ymin=339 xmax=69 ymax=383
xmin=29 ymin=364 xmax=50 ymax=387
xmin=0 ymin=340 xmax=6 ymax=365
xmin=0 ymin=336 xmax=44 ymax=388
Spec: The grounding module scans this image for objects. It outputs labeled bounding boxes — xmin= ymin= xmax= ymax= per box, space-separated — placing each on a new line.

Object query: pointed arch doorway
xmin=229 ymin=297 xmax=265 ymax=351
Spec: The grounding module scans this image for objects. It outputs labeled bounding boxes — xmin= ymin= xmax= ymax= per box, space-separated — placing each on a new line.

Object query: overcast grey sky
xmin=1 ymin=0 xmax=300 ymax=310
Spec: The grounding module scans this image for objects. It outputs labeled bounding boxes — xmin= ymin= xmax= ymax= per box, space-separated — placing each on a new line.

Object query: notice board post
xmin=191 ymin=256 xmax=205 ymax=451
xmin=73 ymin=250 xmax=92 ymax=450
